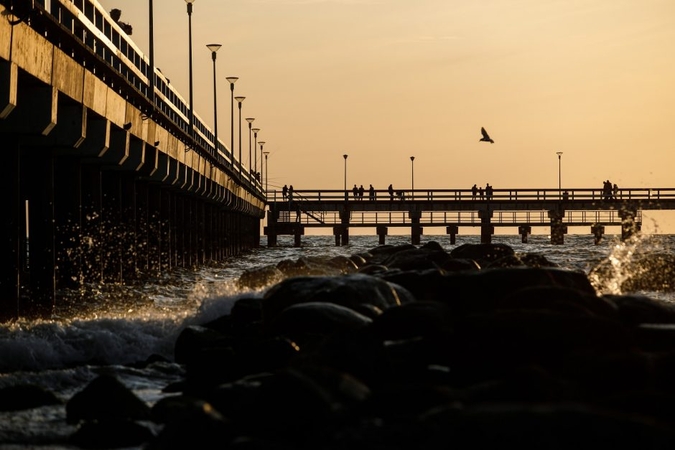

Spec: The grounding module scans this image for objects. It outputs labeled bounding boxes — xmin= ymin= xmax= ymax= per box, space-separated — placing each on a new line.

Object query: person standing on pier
xmin=479 ymin=186 xmax=484 ymax=200
xmin=369 ymin=184 xmax=375 ymax=201
xmin=358 ymin=185 xmax=365 ymax=200
xmin=472 ymin=184 xmax=478 ymax=200
xmin=353 ymin=184 xmax=359 ymax=199
xmin=288 ymin=185 xmax=294 ymax=201
xmin=282 ymin=185 xmax=288 ymax=199
xmin=388 ymin=184 xmax=394 ymax=201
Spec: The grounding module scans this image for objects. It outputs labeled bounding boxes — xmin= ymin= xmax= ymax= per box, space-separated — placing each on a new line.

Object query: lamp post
xmin=148 ymin=0 xmax=155 ymax=110
xmin=343 ymin=154 xmax=348 ymax=191
xmin=226 ymin=76 xmax=238 ymax=167
xmin=246 ymin=117 xmax=255 ymax=174
xmin=556 ymin=151 xmax=563 ymax=199
xmin=263 ymin=150 xmax=270 ymax=194
xmin=410 ymin=156 xmax=415 ymax=200
xmin=259 ymin=141 xmax=266 ymax=188
xmin=206 ymin=43 xmax=222 ymax=152
xmin=252 ymin=127 xmax=260 ymax=178
xmin=185 ymin=0 xmax=196 ymax=140
xmin=235 ymin=96 xmax=245 ymax=176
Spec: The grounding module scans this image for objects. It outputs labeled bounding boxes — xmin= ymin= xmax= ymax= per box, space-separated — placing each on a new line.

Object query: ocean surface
xmin=0 ymin=233 xmax=674 ymax=448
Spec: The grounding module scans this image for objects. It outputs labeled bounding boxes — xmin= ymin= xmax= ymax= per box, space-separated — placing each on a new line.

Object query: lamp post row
xmin=179 ymin=0 xmax=266 ymax=191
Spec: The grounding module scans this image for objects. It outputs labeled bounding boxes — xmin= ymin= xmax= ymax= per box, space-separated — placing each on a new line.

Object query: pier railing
xmin=268 ymin=187 xmax=675 ymax=203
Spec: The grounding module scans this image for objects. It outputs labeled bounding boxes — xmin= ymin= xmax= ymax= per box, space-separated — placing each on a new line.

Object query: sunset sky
xmin=98 ymin=0 xmax=675 ymax=233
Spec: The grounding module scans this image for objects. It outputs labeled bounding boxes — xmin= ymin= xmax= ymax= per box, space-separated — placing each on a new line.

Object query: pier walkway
xmin=0 ymin=0 xmax=264 ymax=319
xmin=265 ymin=188 xmax=675 ymax=246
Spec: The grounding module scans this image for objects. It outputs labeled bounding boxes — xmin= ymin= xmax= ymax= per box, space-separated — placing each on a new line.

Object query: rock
xmin=0 ymin=384 xmax=61 ymax=411
xmin=66 ymin=374 xmax=151 ymax=424
xmin=261 ymin=274 xmax=414 ymax=324
xmin=70 ymin=420 xmax=154 ymax=449
xmin=604 ymin=294 xmax=675 ymax=325
xmin=148 ymin=395 xmax=234 ymax=450
xmin=268 ymin=302 xmax=373 ymax=339
xmin=449 ymin=243 xmax=516 ymax=267
xmin=237 ymin=266 xmax=284 ymax=290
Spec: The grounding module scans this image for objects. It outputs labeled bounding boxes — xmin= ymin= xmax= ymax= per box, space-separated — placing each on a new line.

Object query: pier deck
xmin=265 ymin=188 xmax=675 ymax=246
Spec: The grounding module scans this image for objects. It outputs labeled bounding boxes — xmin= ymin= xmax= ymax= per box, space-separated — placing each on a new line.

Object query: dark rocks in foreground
xmin=65 ymin=242 xmax=675 ymax=449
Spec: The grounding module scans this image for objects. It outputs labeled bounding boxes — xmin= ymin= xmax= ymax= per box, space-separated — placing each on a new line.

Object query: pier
xmin=0 ymin=1 xmax=264 ymax=319
xmin=265 ymin=188 xmax=675 ymax=247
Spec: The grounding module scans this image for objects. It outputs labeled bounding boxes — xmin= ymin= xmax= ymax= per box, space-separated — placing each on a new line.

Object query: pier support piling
xmin=518 ymin=225 xmax=531 ymax=243
xmin=446 ymin=225 xmax=458 ymax=245
xmin=549 ymin=209 xmax=567 ymax=245
xmin=478 ymin=209 xmax=494 ymax=244
xmin=591 ymin=224 xmax=605 ymax=245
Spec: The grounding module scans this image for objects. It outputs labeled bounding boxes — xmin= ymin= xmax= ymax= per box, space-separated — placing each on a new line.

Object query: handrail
xmin=268 ymin=188 xmax=675 ymax=203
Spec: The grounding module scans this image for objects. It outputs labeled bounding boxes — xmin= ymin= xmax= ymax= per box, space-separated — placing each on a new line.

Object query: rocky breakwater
xmin=25 ymin=242 xmax=675 ymax=449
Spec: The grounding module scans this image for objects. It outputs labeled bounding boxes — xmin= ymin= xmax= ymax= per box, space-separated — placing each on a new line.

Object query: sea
xmin=0 ymin=233 xmax=674 ymax=448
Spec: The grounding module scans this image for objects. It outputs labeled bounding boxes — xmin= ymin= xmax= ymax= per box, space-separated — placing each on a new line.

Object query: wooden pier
xmin=264 ymin=188 xmax=675 ymax=246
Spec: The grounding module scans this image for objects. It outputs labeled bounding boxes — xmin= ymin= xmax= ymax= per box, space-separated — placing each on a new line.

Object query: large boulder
xmin=261 ymin=274 xmax=415 ymax=325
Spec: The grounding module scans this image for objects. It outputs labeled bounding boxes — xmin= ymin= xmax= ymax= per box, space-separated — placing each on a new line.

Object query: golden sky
xmin=99 ymin=0 xmax=675 ymax=233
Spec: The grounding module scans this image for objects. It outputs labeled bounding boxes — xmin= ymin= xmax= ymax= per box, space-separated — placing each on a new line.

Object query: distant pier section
xmin=265 ymin=188 xmax=675 ymax=247
xmin=0 ymin=0 xmax=264 ymax=319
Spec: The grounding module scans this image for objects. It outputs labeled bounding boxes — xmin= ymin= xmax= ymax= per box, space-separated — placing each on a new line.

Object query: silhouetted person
xmin=388 ymin=184 xmax=394 ymax=201
xmin=282 ymin=184 xmax=288 ymax=199
xmin=369 ymin=184 xmax=375 ymax=201
xmin=613 ymin=183 xmax=619 ymax=199
xmin=486 ymin=183 xmax=493 ymax=200
xmin=563 ymin=190 xmax=569 ymax=201
xmin=471 ymin=184 xmax=478 ymax=200
xmin=358 ymin=185 xmax=365 ymax=200
xmin=288 ymin=185 xmax=294 ymax=201
xmin=480 ymin=127 xmax=494 ymax=143
xmin=479 ymin=186 xmax=484 ymax=200
xmin=110 ymin=8 xmax=133 ymax=35
xmin=353 ymin=184 xmax=358 ymax=199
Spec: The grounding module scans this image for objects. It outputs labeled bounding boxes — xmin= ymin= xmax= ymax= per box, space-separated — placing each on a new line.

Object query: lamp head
xmin=252 ymin=128 xmax=260 ymax=134
xmin=235 ymin=96 xmax=246 ymax=104
xmin=259 ymin=141 xmax=266 ymax=148
xmin=343 ymin=154 xmax=348 ymax=160
xmin=206 ymin=43 xmax=222 ymax=53
xmin=226 ymin=76 xmax=239 ymax=85
xmin=246 ymin=118 xmax=255 ymax=124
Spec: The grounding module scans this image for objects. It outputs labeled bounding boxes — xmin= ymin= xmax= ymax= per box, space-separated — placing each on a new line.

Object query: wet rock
xmin=0 ymin=384 xmax=61 ymax=411
xmin=370 ymin=300 xmax=454 ymax=340
xmin=276 ymin=256 xmax=346 ymax=278
xmin=268 ymin=302 xmax=373 ymax=339
xmin=237 ymin=266 xmax=284 ymax=290
xmin=450 ymin=243 xmax=516 ymax=267
xmin=70 ymin=420 xmax=154 ymax=449
xmin=376 ymin=242 xmax=453 ymax=271
xmin=149 ymin=395 xmax=234 ymax=450
xmin=174 ymin=325 xmax=234 ymax=365
xmin=604 ymin=294 xmax=675 ymax=325
xmin=261 ymin=274 xmax=414 ymax=324
xmin=66 ymin=374 xmax=151 ymax=424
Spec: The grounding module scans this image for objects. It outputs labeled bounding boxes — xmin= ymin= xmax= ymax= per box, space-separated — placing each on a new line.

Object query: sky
xmin=98 ymin=0 xmax=675 ymax=234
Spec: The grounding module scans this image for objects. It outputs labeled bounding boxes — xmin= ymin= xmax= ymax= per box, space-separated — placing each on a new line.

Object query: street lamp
xmin=343 ymin=154 xmax=348 ymax=191
xmin=206 ymin=43 xmax=222 ymax=152
xmin=235 ymin=96 xmax=245 ymax=176
xmin=556 ymin=151 xmax=563 ymax=199
xmin=185 ymin=0 xmax=196 ymax=140
xmin=148 ymin=0 xmax=155 ymax=110
xmin=259 ymin=141 xmax=266 ymax=188
xmin=252 ymin=127 xmax=260 ymax=177
xmin=263 ymin=150 xmax=270 ymax=194
xmin=226 ymin=76 xmax=238 ymax=167
xmin=246 ymin=117 xmax=255 ymax=174
xmin=410 ymin=156 xmax=415 ymax=200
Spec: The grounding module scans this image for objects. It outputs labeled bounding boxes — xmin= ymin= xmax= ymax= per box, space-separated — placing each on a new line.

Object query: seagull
xmin=480 ymin=127 xmax=494 ymax=143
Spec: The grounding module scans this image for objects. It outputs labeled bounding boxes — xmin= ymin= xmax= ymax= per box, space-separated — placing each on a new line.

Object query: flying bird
xmin=480 ymin=127 xmax=494 ymax=143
